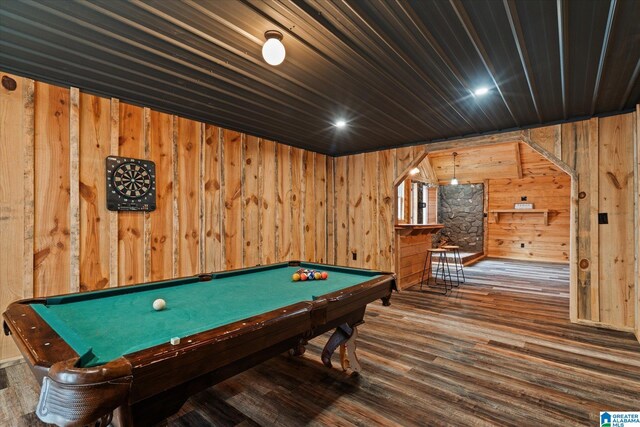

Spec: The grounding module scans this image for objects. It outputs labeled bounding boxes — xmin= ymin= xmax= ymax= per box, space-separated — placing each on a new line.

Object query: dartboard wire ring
xmin=112 ymin=162 xmax=151 ymax=199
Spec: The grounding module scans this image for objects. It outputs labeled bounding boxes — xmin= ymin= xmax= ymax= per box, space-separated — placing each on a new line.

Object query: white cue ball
xmin=153 ymin=298 xmax=166 ymax=311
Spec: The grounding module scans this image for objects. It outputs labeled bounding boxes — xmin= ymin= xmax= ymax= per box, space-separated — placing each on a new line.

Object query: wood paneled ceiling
xmin=1 ymin=0 xmax=639 ymax=155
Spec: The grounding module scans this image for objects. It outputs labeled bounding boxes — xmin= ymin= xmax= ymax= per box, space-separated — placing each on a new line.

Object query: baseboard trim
xmin=573 ymin=318 xmax=636 ymax=334
xmin=0 ymin=356 xmax=24 ymax=369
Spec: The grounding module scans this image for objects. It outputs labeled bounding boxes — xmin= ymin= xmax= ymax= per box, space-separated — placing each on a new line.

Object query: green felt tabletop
xmin=31 ymin=263 xmax=381 ymax=367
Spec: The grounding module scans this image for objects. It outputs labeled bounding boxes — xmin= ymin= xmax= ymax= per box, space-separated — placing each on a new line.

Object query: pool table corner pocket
xmin=36 ymin=356 xmax=133 ymax=427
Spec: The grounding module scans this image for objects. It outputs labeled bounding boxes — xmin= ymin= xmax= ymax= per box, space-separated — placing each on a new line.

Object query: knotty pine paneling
xmin=118 ymin=103 xmax=145 ymax=285
xmin=487 ymin=176 xmax=571 ymax=264
xmin=243 ymin=135 xmax=260 ymax=267
xmin=0 ymin=73 xmax=329 ymax=363
xmin=334 ymin=156 xmax=349 ymax=266
xmin=290 ymin=147 xmax=304 ymax=260
xmin=335 ymin=114 xmax=638 ymax=335
xmin=377 ymin=150 xmax=394 ymax=272
xmin=0 ymin=73 xmax=34 ymax=362
xmin=562 ymin=121 xmax=598 ymax=320
xmin=79 ymin=93 xmax=111 ymax=291
xmin=597 ymin=114 xmax=635 ymax=328
xmin=363 ymin=152 xmax=378 ymax=269
xmin=276 ymin=143 xmax=292 ymax=262
xmin=326 ymin=157 xmax=335 ymax=265
xmin=203 ymin=124 xmax=223 ymax=272
xmin=302 ymin=150 xmax=315 ymax=261
xmin=260 ymin=140 xmax=277 ymax=265
xmin=177 ymin=117 xmax=201 ymax=276
xmin=314 ymin=153 xmax=327 ymax=264
xmin=222 ymin=130 xmax=243 ymax=270
xmin=636 ymin=106 xmax=640 ymax=342
xmin=149 ymin=111 xmax=175 ymax=281
xmin=34 ymin=82 xmax=70 ymax=297
xmin=348 ymin=154 xmax=364 ymax=267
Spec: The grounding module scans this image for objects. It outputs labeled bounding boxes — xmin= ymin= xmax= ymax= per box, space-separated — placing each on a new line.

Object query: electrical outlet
xmin=598 ymin=213 xmax=608 ymax=224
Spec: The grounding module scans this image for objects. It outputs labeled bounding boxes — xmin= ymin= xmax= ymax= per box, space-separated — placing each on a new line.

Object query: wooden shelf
xmin=394 ymin=224 xmax=444 ymax=236
xmin=490 ymin=209 xmax=550 ymax=225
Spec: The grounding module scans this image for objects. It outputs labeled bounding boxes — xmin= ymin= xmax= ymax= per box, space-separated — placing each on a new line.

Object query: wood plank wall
xmin=636 ymin=105 xmax=639 ymax=342
xmin=529 ymin=114 xmax=636 ymax=330
xmin=333 ymin=113 xmax=638 ymax=334
xmin=0 ymin=72 xmax=329 ymax=362
xmin=1 ymin=69 xmax=639 ymax=362
xmin=486 ymin=143 xmax=571 ymax=263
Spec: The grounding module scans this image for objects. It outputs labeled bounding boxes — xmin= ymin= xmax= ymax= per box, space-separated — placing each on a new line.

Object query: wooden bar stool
xmin=442 ymin=245 xmax=465 ymax=286
xmin=420 ymin=248 xmax=453 ymax=294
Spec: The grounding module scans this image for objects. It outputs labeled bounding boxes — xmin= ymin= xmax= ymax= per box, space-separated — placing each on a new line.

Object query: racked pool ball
xmin=314 ymin=272 xmax=322 ymax=280
xmin=300 ymin=273 xmax=308 ymax=281
xmin=321 ymin=272 xmax=328 ymax=280
xmin=292 ymin=273 xmax=300 ymax=281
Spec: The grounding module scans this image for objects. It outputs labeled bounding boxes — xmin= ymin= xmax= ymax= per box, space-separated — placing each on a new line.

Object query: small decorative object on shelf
xmin=514 ymin=203 xmax=534 ymax=209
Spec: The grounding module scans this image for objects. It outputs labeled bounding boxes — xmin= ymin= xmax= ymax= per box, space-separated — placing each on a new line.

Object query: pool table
xmin=3 ymin=261 xmax=396 ymax=427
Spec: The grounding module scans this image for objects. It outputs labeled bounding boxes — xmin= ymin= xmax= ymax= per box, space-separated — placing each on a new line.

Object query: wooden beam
xmin=423 ymin=131 xmax=527 ymax=155
xmin=69 ymin=88 xmax=80 ymax=293
xmin=483 ymin=179 xmax=489 ymax=255
xmin=394 ymin=149 xmax=427 ymax=186
xmin=421 ymin=155 xmax=439 ymax=184
xmin=588 ymin=119 xmax=600 ymax=321
xmin=513 ymin=141 xmax=523 ymax=179
xmin=23 ymin=78 xmax=35 ymax=299
xmin=171 ymin=116 xmax=179 ymax=277
xmin=109 ymin=98 xmax=119 ymax=287
xmin=522 ymin=134 xmax=576 ymax=179
xmin=143 ymin=107 xmax=151 ymax=282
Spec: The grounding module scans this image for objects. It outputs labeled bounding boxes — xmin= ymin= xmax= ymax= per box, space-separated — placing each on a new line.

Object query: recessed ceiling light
xmin=335 ymin=120 xmax=347 ymax=128
xmin=474 ymin=87 xmax=489 ymax=96
xmin=410 ymin=167 xmax=420 ymax=175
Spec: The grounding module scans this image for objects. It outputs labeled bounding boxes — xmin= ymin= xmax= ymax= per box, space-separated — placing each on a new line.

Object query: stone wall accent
xmin=437 ymin=184 xmax=484 ymax=252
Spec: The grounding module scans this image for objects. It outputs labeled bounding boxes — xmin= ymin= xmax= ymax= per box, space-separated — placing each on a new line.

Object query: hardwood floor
xmin=1 ymin=258 xmax=638 ymax=426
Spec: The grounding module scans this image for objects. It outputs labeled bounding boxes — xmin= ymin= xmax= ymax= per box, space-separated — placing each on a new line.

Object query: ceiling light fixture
xmin=451 ymin=152 xmax=459 ymax=185
xmin=335 ymin=119 xmax=347 ymax=128
xmin=410 ymin=167 xmax=420 ymax=175
xmin=262 ymin=30 xmax=285 ymax=66
xmin=474 ymin=87 xmax=489 ymax=96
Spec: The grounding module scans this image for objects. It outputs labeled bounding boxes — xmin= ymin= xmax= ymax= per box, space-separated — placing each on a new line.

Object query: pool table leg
xmin=112 ymin=404 xmax=133 ymax=427
xmin=321 ymin=323 xmax=361 ymax=373
xmin=339 ymin=327 xmax=361 ymax=374
xmin=289 ymin=338 xmax=307 ymax=356
xmin=381 ymin=294 xmax=392 ymax=306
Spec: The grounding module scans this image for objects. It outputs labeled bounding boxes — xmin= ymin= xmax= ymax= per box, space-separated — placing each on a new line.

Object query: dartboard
xmin=106 ymin=156 xmax=156 ymax=211
xmin=113 ymin=163 xmax=151 ymax=198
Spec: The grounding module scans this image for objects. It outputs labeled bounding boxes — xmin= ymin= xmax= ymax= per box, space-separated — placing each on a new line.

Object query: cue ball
xmin=153 ymin=298 xmax=166 ymax=311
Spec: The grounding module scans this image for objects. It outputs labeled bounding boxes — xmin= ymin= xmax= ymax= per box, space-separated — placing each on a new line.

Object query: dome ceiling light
xmin=262 ymin=30 xmax=286 ymax=66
